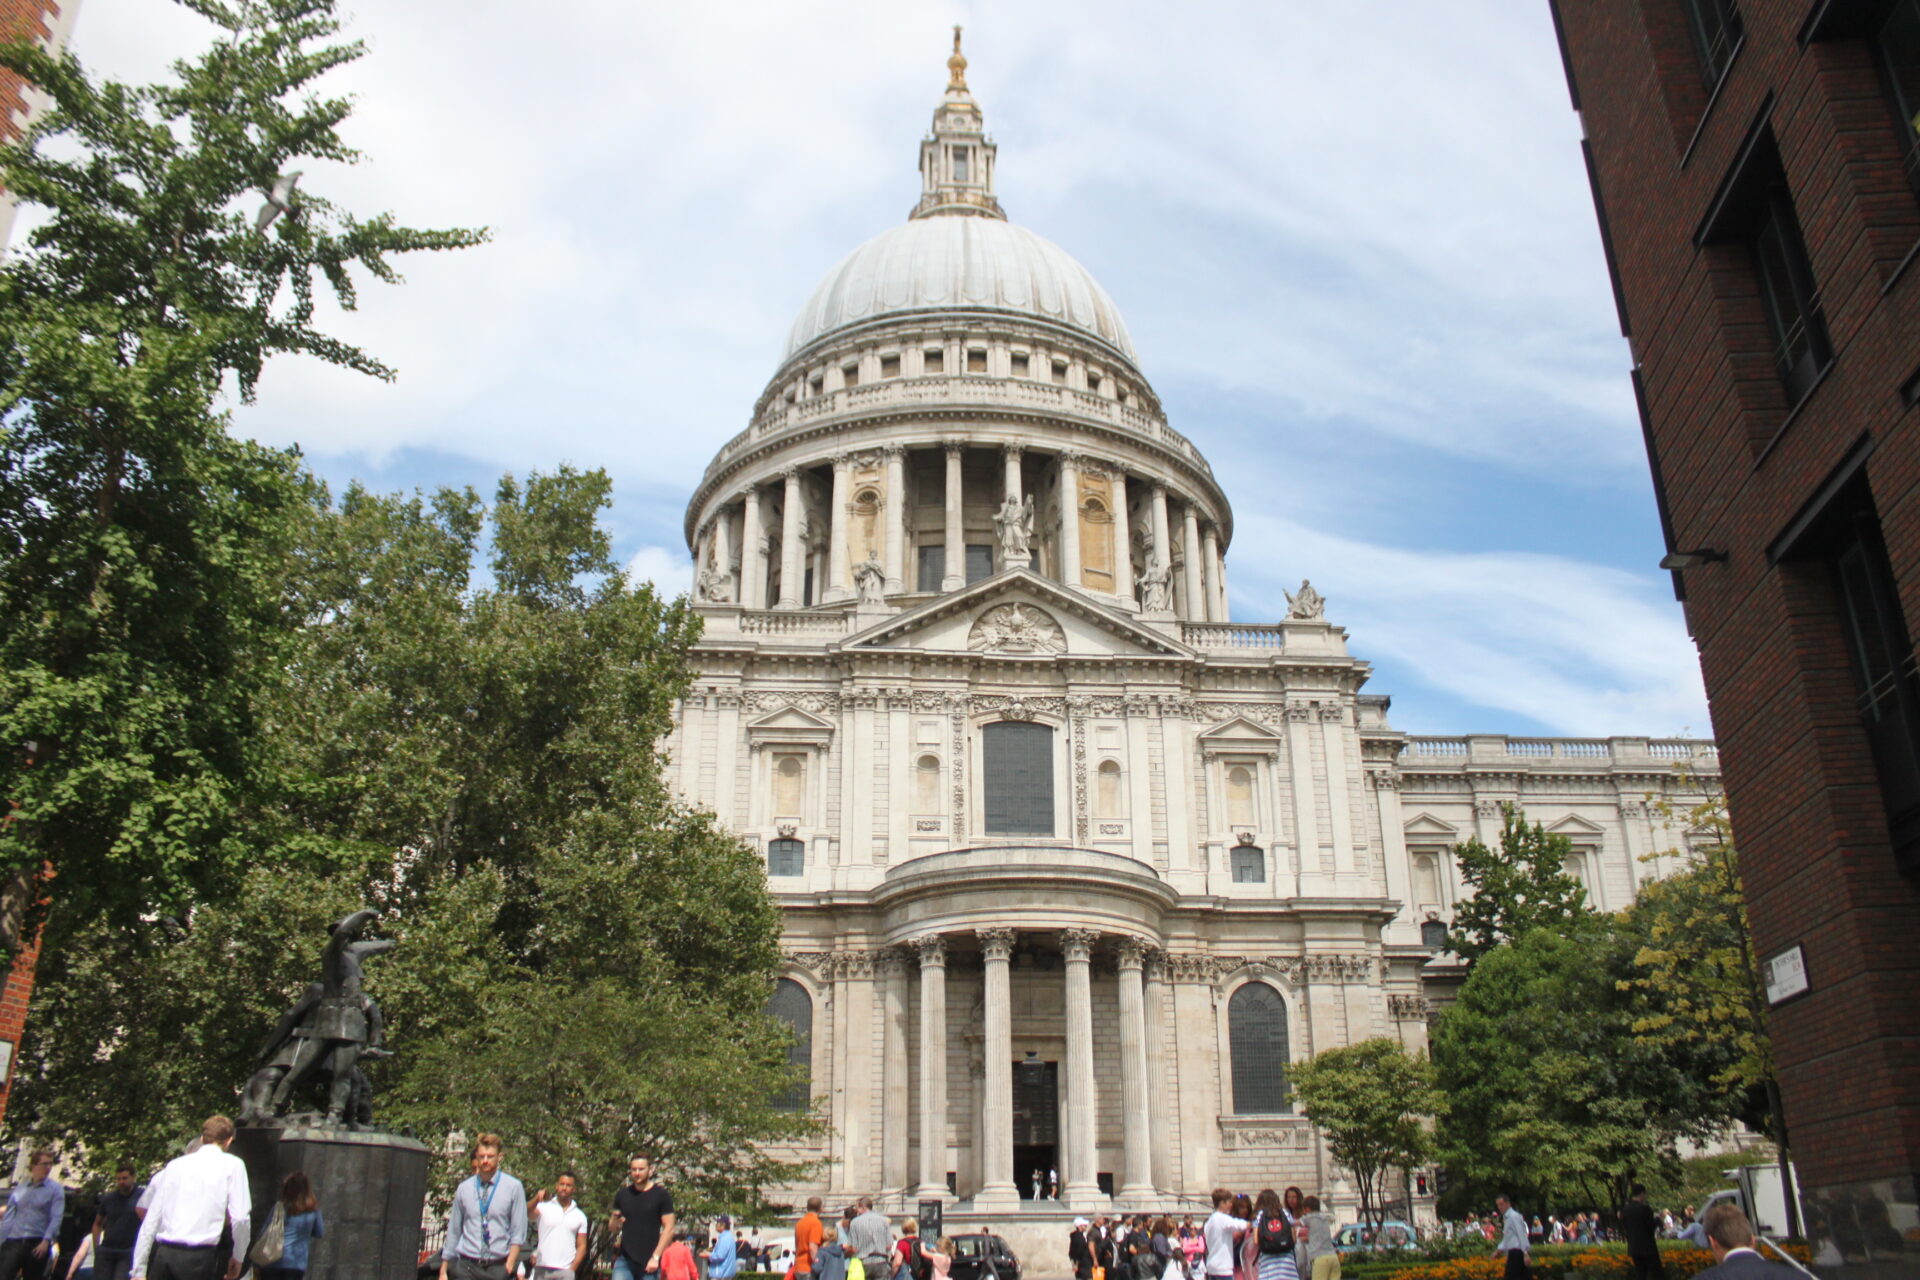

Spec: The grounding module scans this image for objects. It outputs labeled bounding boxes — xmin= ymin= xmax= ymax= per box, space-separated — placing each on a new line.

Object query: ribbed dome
xmin=784 ymin=216 xmax=1137 ymax=364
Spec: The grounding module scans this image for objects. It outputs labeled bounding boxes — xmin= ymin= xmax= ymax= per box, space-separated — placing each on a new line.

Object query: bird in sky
xmin=255 ymin=171 xmax=302 ymax=233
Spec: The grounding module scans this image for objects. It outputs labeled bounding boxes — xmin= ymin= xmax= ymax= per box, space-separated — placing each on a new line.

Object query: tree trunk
xmin=1765 ymin=1078 xmax=1801 ymax=1240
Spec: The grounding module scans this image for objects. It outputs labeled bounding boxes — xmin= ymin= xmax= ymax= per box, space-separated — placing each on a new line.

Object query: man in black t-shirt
xmin=609 ymin=1156 xmax=675 ymax=1280
xmin=91 ymin=1164 xmax=146 ymax=1280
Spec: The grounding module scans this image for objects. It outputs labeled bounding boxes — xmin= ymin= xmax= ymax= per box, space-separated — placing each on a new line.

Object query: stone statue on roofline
xmin=1137 ymin=553 xmax=1173 ymax=613
xmin=1286 ymin=579 xmax=1325 ymax=621
xmin=854 ymin=551 xmax=887 ymax=606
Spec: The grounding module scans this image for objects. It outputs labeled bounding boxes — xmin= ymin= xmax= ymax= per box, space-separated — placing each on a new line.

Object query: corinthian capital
xmin=976 ymin=927 xmax=1017 ymax=961
xmin=1061 ymin=928 xmax=1099 ymax=964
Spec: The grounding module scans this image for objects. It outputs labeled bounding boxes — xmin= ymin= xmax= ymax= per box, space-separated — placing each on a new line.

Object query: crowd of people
xmin=1067 ymin=1188 xmax=1341 ymax=1280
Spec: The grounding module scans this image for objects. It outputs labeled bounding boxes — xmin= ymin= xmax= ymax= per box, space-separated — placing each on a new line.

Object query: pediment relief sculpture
xmin=968 ymin=603 xmax=1066 ymax=654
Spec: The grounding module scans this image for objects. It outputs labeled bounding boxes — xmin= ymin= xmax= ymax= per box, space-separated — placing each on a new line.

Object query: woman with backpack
xmin=1248 ymin=1189 xmax=1298 ymax=1280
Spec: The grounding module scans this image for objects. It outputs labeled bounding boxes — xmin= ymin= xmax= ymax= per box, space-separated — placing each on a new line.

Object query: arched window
xmin=1096 ymin=760 xmax=1125 ymax=819
xmin=1228 ymin=982 xmax=1291 ymax=1113
xmin=767 ymin=838 xmax=805 ymax=877
xmin=773 ymin=754 xmax=805 ymax=817
xmin=1412 ymin=853 xmax=1441 ymax=907
xmin=983 ymin=721 xmax=1054 ymax=836
xmin=767 ymin=977 xmax=812 ymax=1112
xmin=1225 ymin=765 xmax=1256 ymax=829
xmin=1231 ymin=842 xmax=1265 ymax=883
xmin=914 ymin=754 xmax=942 ymax=813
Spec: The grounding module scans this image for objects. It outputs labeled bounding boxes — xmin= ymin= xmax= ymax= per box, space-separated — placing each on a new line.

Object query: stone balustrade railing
xmin=735 ymin=610 xmax=856 ymax=637
xmin=701 ymin=375 xmax=1211 ymax=481
xmin=1180 ymin=622 xmax=1287 ymax=652
xmin=1404 ymin=735 xmax=1719 ymax=764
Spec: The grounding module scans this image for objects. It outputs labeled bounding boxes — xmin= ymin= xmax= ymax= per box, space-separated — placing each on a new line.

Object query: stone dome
xmin=783 ymin=216 xmax=1138 ymax=366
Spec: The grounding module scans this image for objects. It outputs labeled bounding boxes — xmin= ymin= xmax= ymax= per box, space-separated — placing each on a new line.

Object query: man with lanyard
xmin=1690 ymin=1203 xmax=1797 ymax=1280
xmin=609 ymin=1156 xmax=674 ymax=1280
xmin=89 ymin=1163 xmax=146 ymax=1280
xmin=130 ymin=1119 xmax=250 ymax=1280
xmin=529 ymin=1172 xmax=589 ymax=1280
xmin=1491 ymin=1197 xmax=1531 ymax=1280
xmin=438 ymin=1133 xmax=527 ymax=1280
xmin=0 ymin=1149 xmax=64 ymax=1280
xmin=704 ymin=1216 xmax=738 ymax=1280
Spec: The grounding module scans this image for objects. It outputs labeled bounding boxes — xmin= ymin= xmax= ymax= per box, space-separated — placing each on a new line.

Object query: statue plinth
xmin=236 ymin=1123 xmax=429 ymax=1280
xmin=1002 ymin=551 xmax=1032 ymax=569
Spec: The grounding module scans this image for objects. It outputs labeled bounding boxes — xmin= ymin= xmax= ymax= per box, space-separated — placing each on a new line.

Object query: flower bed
xmin=1380 ymin=1243 xmax=1812 ymax=1280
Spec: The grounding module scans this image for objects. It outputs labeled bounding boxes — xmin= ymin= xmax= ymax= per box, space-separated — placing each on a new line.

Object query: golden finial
xmin=948 ymin=25 xmax=968 ymax=90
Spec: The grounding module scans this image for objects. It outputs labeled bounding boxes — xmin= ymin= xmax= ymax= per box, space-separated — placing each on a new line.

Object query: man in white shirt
xmin=1491 ymin=1197 xmax=1531 ymax=1280
xmin=130 ymin=1116 xmax=252 ymax=1280
xmin=1202 ymin=1189 xmax=1248 ymax=1280
xmin=530 ymin=1173 xmax=590 ymax=1280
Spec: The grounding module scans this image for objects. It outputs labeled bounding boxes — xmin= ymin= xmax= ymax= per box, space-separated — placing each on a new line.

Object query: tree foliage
xmin=1288 ymin=1038 xmax=1439 ymax=1234
xmin=0 ymin=0 xmax=485 ymax=940
xmin=1445 ymin=804 xmax=1590 ymax=966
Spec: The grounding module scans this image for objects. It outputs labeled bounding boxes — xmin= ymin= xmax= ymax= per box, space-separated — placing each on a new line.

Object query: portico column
xmin=975 ymin=927 xmax=1020 ymax=1207
xmin=1181 ymin=504 xmax=1204 ymax=621
xmin=826 ymin=453 xmax=852 ymax=602
xmin=1150 ymin=484 xmax=1172 ymax=578
xmin=883 ymin=445 xmax=907 ymax=594
xmin=777 ymin=467 xmax=803 ymax=609
xmin=1115 ymin=938 xmax=1156 ymax=1204
xmin=942 ymin=443 xmax=965 ymax=591
xmin=880 ymin=949 xmax=912 ymax=1199
xmin=1200 ymin=526 xmax=1222 ymax=622
xmin=1110 ymin=471 xmax=1134 ymax=607
xmin=740 ymin=486 xmax=765 ymax=609
xmin=1059 ymin=452 xmax=1083 ymax=589
xmin=711 ymin=505 xmax=734 ymax=600
xmin=916 ymin=934 xmax=950 ymax=1198
xmin=1061 ymin=928 xmax=1103 ymax=1208
xmin=1142 ymin=951 xmax=1173 ymax=1193
xmin=1001 ymin=445 xmax=1029 ymax=570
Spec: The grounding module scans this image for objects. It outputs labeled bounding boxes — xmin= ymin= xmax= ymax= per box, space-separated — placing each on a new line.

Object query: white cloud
xmin=626 ymin=545 xmax=693 ymax=600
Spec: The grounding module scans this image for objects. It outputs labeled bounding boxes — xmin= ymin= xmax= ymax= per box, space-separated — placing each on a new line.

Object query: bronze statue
xmin=240 ymin=909 xmax=394 ymax=1127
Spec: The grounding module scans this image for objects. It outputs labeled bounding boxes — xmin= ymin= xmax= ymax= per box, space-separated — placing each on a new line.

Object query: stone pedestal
xmin=235 ymin=1124 xmax=429 ymax=1280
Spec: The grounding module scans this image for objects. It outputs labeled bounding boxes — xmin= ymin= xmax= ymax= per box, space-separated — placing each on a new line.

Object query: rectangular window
xmin=808 ymin=374 xmax=823 ymax=397
xmin=925 ymin=348 xmax=944 ymax=374
xmin=881 ymin=353 xmax=901 ymax=378
xmin=1750 ymin=183 xmax=1833 ymax=404
xmin=842 ymin=363 xmax=860 ymax=389
xmin=1680 ymin=0 xmax=1743 ymax=88
xmin=1011 ymin=352 xmax=1029 ymax=377
xmin=918 ymin=544 xmax=944 ymax=592
xmin=966 ymin=544 xmax=994 ymax=583
xmin=1875 ymin=0 xmax=1920 ymax=199
xmin=952 ymin=147 xmax=970 ymax=182
xmin=967 ymin=349 xmax=988 ymax=374
xmin=1052 ymin=360 xmax=1068 ymax=384
xmin=1086 ymin=371 xmax=1103 ymax=394
xmin=983 ymin=721 xmax=1055 ymax=836
xmin=1831 ymin=505 xmax=1920 ymax=870
xmin=1230 ymin=845 xmax=1266 ymax=883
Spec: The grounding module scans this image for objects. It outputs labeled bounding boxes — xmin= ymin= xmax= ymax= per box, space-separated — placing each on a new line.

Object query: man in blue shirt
xmin=705 ymin=1217 xmax=738 ymax=1280
xmin=0 ymin=1149 xmax=65 ymax=1280
xmin=438 ymin=1134 xmax=526 ymax=1280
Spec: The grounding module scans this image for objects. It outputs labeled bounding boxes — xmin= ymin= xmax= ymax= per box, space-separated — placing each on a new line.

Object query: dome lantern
xmin=913 ymin=27 xmax=1005 ymax=222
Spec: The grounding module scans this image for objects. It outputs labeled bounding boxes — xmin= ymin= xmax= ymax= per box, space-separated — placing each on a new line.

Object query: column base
xmin=970 ymin=1183 xmax=1022 ymax=1212
xmin=913 ymin=1185 xmax=951 ymax=1203
xmin=1063 ymin=1184 xmax=1109 ymax=1212
xmin=1116 ymin=1184 xmax=1159 ymax=1211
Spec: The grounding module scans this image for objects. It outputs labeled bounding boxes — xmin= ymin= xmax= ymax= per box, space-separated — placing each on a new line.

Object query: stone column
xmin=884 ymin=445 xmax=907 ymax=594
xmin=1142 ymin=951 xmax=1173 ymax=1192
xmin=1200 ymin=526 xmax=1222 ymax=622
xmin=1061 ymin=928 xmax=1103 ymax=1208
xmin=711 ymin=504 xmax=734 ymax=600
xmin=778 ymin=467 xmax=804 ymax=610
xmin=740 ymin=487 xmax=764 ymax=609
xmin=975 ymin=927 xmax=1020 ymax=1208
xmin=1150 ymin=484 xmax=1173 ymax=583
xmin=1214 ymin=547 xmax=1230 ymax=622
xmin=1002 ymin=445 xmax=1029 ymax=570
xmin=1059 ymin=452 xmax=1083 ymax=590
xmin=1180 ymin=504 xmax=1204 ymax=621
xmin=1115 ymin=937 xmax=1155 ymax=1204
xmin=942 ymin=443 xmax=966 ymax=591
xmin=880 ymin=949 xmax=912 ymax=1198
xmin=916 ymin=934 xmax=949 ymax=1198
xmin=1110 ymin=472 xmax=1134 ymax=606
xmin=826 ymin=453 xmax=852 ymax=602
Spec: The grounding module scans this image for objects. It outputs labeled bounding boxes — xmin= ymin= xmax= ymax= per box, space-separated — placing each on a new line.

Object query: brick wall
xmin=0 ymin=0 xmax=59 ymax=146
xmin=1551 ymin=0 xmax=1920 ymax=1251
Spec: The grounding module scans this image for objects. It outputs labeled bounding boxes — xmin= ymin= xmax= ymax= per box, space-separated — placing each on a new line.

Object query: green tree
xmin=1445 ymin=804 xmax=1589 ymax=965
xmin=1431 ymin=921 xmax=1729 ymax=1211
xmin=0 ymin=0 xmax=484 ymax=940
xmin=1288 ymin=1038 xmax=1439 ymax=1234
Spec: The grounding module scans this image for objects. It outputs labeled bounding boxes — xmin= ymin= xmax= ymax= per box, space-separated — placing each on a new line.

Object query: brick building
xmin=1550 ymin=1 xmax=1920 ymax=1269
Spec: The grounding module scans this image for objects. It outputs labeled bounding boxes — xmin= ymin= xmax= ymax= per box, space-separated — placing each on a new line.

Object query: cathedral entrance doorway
xmin=1012 ymin=1058 xmax=1059 ymax=1200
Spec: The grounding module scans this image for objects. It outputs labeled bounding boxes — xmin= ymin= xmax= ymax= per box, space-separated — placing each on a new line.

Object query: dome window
xmin=924 ymin=348 xmax=944 ymax=374
xmin=1051 ymin=359 xmax=1068 ymax=384
xmin=1087 ymin=371 xmax=1103 ymax=394
xmin=950 ymin=146 xmax=971 ymax=182
xmin=842 ymin=362 xmax=860 ymax=389
xmin=881 ymin=353 xmax=901 ymax=379
xmin=1011 ymin=352 xmax=1030 ymax=377
xmin=809 ymin=373 xmax=824 ymax=397
xmin=967 ymin=348 xmax=988 ymax=374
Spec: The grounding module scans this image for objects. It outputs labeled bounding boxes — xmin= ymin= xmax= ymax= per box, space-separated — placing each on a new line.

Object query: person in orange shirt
xmin=660 ymin=1231 xmax=700 ymax=1280
xmin=795 ymin=1198 xmax=826 ymax=1280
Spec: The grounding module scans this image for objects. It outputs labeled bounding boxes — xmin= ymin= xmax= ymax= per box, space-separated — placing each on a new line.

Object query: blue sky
xmin=58 ymin=0 xmax=1712 ymax=739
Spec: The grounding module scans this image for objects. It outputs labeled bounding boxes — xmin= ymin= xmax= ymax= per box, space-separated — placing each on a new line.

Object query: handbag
xmin=249 ymin=1202 xmax=286 ymax=1266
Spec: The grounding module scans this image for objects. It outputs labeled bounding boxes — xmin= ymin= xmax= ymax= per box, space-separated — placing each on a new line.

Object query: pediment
xmin=1547 ymin=813 xmax=1607 ymax=836
xmin=1402 ymin=812 xmax=1460 ymax=838
xmin=746 ymin=705 xmax=835 ymax=743
xmin=840 ymin=569 xmax=1190 ymax=658
xmin=1197 ymin=716 xmax=1283 ymax=754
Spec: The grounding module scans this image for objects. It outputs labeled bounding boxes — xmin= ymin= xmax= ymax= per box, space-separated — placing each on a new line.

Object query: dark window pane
xmin=1831 ymin=512 xmax=1920 ymax=867
xmin=768 ymin=837 xmax=805 ymax=877
xmin=767 ymin=977 xmax=812 ymax=1112
xmin=1877 ymin=0 xmax=1920 ymax=198
xmin=1229 ymin=983 xmax=1291 ymax=1113
xmin=918 ymin=545 xmax=945 ymax=592
xmin=967 ymin=544 xmax=994 ymax=583
xmin=1749 ymin=187 xmax=1832 ymax=403
xmin=1680 ymin=0 xmax=1744 ymax=87
xmin=983 ymin=721 xmax=1054 ymax=836
xmin=1231 ymin=844 xmax=1265 ymax=883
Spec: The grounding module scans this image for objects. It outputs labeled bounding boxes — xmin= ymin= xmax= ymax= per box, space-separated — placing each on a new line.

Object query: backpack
xmin=908 ymin=1237 xmax=932 ymax=1280
xmin=1257 ymin=1211 xmax=1295 ymax=1256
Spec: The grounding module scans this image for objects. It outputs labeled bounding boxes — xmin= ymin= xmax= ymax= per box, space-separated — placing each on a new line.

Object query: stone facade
xmin=667 ymin=38 xmax=1722 ymax=1243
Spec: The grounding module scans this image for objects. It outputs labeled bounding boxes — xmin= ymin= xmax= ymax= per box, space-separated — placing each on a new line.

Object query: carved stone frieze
xmin=742 ymin=690 xmax=842 ymax=714
xmin=1366 ymin=768 xmax=1400 ymax=791
xmin=1389 ymin=994 xmax=1430 ymax=1021
xmin=1219 ymin=1120 xmax=1312 ymax=1151
xmin=972 ymin=695 xmax=1066 ymax=720
xmin=783 ymin=950 xmax=833 ymax=976
xmin=1115 ymin=937 xmax=1153 ymax=970
xmin=1071 ymin=698 xmax=1090 ymax=842
xmin=1192 ymin=702 xmax=1284 ymax=725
